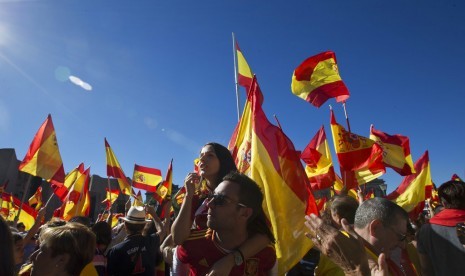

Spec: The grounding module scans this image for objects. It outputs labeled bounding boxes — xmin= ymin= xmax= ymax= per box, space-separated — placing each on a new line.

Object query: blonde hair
xmin=39 ymin=222 xmax=96 ymax=276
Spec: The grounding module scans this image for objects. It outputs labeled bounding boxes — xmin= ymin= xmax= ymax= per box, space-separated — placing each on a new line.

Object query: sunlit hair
xmin=0 ymin=216 xmax=15 ymax=276
xmin=39 ymin=222 xmax=95 ymax=276
xmin=354 ymin=197 xmax=408 ymax=229
xmin=438 ymin=180 xmax=465 ymax=209
xmin=222 ymin=171 xmax=275 ymax=243
xmin=322 ymin=195 xmax=359 ymax=226
xmin=204 ymin=142 xmax=238 ymax=186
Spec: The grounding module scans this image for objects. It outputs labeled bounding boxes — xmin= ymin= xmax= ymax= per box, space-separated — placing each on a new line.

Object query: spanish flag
xmin=153 ymin=159 xmax=173 ymax=204
xmin=330 ymin=110 xmax=385 ymax=189
xmin=28 ymin=186 xmax=43 ymax=210
xmin=301 ymin=126 xmax=336 ymax=190
xmin=291 ymin=51 xmax=350 ymax=108
xmin=133 ymin=164 xmax=162 ymax=192
xmin=229 ymin=76 xmax=318 ymax=274
xmin=370 ymin=125 xmax=415 ymax=176
xmin=235 ymin=39 xmax=253 ymax=90
xmin=386 ymin=151 xmax=432 ymax=219
xmin=61 ymin=167 xmax=91 ymax=221
xmin=54 ymin=163 xmax=85 ymax=202
xmin=7 ymin=195 xmax=38 ymax=230
xmin=1 ymin=193 xmax=13 ymax=218
xmin=105 ymin=138 xmax=132 ymax=195
xmin=19 ymin=114 xmax=65 ymax=187
xmin=102 ymin=188 xmax=120 ymax=210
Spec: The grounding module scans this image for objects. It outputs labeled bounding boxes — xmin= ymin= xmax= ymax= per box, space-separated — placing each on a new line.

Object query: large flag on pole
xmin=54 ymin=163 xmax=85 ymax=202
xmin=369 ymin=125 xmax=415 ymax=176
xmin=19 ymin=114 xmax=65 ymax=187
xmin=235 ymin=40 xmax=253 ymax=90
xmin=105 ymin=139 xmax=132 ymax=195
xmin=291 ymin=51 xmax=350 ymax=108
xmin=28 ymin=186 xmax=43 ymax=210
xmin=229 ymin=76 xmax=318 ymax=274
xmin=330 ymin=109 xmax=385 ymax=189
xmin=62 ymin=167 xmax=91 ymax=221
xmin=132 ymin=164 xmax=162 ymax=192
xmin=386 ymin=151 xmax=432 ymax=219
xmin=301 ymin=126 xmax=336 ymax=190
xmin=153 ymin=159 xmax=173 ymax=204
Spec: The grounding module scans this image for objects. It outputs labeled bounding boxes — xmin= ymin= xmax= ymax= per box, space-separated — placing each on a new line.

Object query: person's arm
xmin=171 ymin=173 xmax=199 ymax=245
xmin=23 ymin=207 xmax=46 ymax=244
xmin=146 ymin=205 xmax=166 ymax=241
xmin=207 ymin=233 xmax=271 ymax=275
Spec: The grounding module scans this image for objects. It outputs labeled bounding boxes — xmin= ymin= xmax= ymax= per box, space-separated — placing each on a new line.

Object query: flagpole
xmin=342 ymin=102 xmax=351 ymax=133
xmin=273 ymin=114 xmax=283 ymax=130
xmin=232 ymin=32 xmax=241 ymax=122
xmin=44 ymin=192 xmax=55 ymax=208
xmin=15 ymin=174 xmax=32 ymax=223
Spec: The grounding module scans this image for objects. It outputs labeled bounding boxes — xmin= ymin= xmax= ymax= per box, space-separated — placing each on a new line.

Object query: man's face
xmin=373 ymin=215 xmax=408 ymax=257
xmin=206 ymin=180 xmax=247 ymax=231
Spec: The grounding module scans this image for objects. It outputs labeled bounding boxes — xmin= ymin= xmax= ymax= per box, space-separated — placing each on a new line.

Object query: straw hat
xmin=121 ymin=206 xmax=151 ymax=224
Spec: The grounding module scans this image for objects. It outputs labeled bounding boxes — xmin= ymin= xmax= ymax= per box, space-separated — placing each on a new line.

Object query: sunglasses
xmin=387 ymin=225 xmax=407 ymax=242
xmin=206 ymin=194 xmax=247 ymax=208
xmin=456 ymin=222 xmax=465 ymax=245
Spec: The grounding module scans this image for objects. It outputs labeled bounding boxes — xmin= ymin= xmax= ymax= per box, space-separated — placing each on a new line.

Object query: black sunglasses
xmin=206 ymin=194 xmax=247 ymax=208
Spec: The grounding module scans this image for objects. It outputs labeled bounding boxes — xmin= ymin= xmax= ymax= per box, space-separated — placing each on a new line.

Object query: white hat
xmin=121 ymin=206 xmax=151 ymax=224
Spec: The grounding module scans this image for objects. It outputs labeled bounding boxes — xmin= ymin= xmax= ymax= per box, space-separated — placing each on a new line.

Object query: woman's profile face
xmin=30 ymin=243 xmax=64 ymax=276
xmin=198 ymin=145 xmax=220 ymax=181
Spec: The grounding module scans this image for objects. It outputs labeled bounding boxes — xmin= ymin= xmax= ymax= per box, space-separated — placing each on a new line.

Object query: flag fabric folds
xmin=235 ymin=40 xmax=253 ymax=90
xmin=386 ymin=151 xmax=432 ymax=219
xmin=7 ymin=195 xmax=38 ymax=230
xmin=105 ymin=139 xmax=132 ymax=195
xmin=133 ymin=164 xmax=162 ymax=192
xmin=18 ymin=114 xmax=65 ymax=187
xmin=301 ymin=126 xmax=336 ymax=190
xmin=61 ymin=167 xmax=91 ymax=221
xmin=369 ymin=125 xmax=415 ymax=176
xmin=330 ymin=110 xmax=385 ymax=190
xmin=102 ymin=188 xmax=120 ymax=210
xmin=1 ymin=193 xmax=13 ymax=217
xmin=229 ymin=76 xmax=318 ymax=274
xmin=291 ymin=51 xmax=350 ymax=108
xmin=133 ymin=190 xmax=144 ymax=207
xmin=154 ymin=159 xmax=173 ymax=204
xmin=28 ymin=186 xmax=43 ymax=210
xmin=54 ymin=163 xmax=85 ymax=202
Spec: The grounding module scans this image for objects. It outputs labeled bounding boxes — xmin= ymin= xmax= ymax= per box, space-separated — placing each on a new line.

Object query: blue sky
xmin=1 ymin=0 xmax=464 ymax=195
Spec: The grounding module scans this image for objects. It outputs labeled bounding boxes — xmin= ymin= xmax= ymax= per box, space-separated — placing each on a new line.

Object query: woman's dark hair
xmin=0 ymin=216 xmax=15 ymax=276
xmin=438 ymin=180 xmax=465 ymax=209
xmin=204 ymin=142 xmax=238 ymax=186
xmin=91 ymin=221 xmax=112 ymax=246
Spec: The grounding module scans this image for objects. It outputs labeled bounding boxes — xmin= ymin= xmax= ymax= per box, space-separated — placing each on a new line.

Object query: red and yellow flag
xmin=154 ymin=159 xmax=173 ymax=204
xmin=19 ymin=114 xmax=65 ymax=187
xmin=235 ymin=39 xmax=253 ymax=90
xmin=386 ymin=151 xmax=432 ymax=219
xmin=370 ymin=125 xmax=415 ymax=176
xmin=105 ymin=138 xmax=132 ymax=195
xmin=7 ymin=195 xmax=38 ymax=230
xmin=133 ymin=190 xmax=144 ymax=207
xmin=61 ymin=167 xmax=91 ymax=221
xmin=301 ymin=126 xmax=336 ymax=190
xmin=229 ymin=76 xmax=318 ymax=274
xmin=102 ymin=188 xmax=120 ymax=210
xmin=330 ymin=110 xmax=385 ymax=189
xmin=291 ymin=51 xmax=350 ymax=108
xmin=28 ymin=186 xmax=43 ymax=211
xmin=1 ymin=193 xmax=13 ymax=218
xmin=54 ymin=163 xmax=85 ymax=202
xmin=132 ymin=164 xmax=162 ymax=192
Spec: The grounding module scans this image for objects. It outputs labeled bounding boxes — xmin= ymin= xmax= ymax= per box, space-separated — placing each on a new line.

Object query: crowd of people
xmin=1 ymin=142 xmax=465 ymax=275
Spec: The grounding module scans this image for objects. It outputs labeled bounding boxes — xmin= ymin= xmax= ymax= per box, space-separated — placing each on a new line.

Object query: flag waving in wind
xmin=105 ymin=139 xmax=132 ymax=195
xmin=235 ymin=38 xmax=253 ymax=90
xmin=154 ymin=159 xmax=173 ymax=204
xmin=291 ymin=51 xmax=350 ymax=108
xmin=229 ymin=76 xmax=318 ymax=274
xmin=132 ymin=164 xmax=162 ymax=192
xmin=19 ymin=114 xmax=65 ymax=187
xmin=102 ymin=188 xmax=119 ymax=210
xmin=28 ymin=186 xmax=43 ymax=210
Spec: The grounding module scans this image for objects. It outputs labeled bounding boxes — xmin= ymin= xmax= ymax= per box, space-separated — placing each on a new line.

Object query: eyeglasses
xmin=387 ymin=225 xmax=407 ymax=242
xmin=206 ymin=194 xmax=248 ymax=208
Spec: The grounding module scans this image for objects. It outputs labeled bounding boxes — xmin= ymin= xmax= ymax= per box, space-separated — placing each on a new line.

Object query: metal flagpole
xmin=232 ymin=32 xmax=241 ymax=122
xmin=15 ymin=174 xmax=32 ymax=223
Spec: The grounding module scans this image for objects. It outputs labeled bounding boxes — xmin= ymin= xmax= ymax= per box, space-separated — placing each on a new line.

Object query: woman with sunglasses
xmin=171 ymin=142 xmax=273 ymax=275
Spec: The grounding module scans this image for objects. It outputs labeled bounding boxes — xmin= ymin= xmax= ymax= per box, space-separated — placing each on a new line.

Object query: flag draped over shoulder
xmin=28 ymin=186 xmax=43 ymax=210
xmin=105 ymin=139 xmax=132 ymax=195
xmin=133 ymin=164 xmax=162 ymax=192
xmin=229 ymin=76 xmax=318 ymax=274
xmin=102 ymin=188 xmax=120 ymax=210
xmin=54 ymin=163 xmax=85 ymax=202
xmin=370 ymin=125 xmax=415 ymax=176
xmin=235 ymin=40 xmax=253 ymax=90
xmin=154 ymin=159 xmax=173 ymax=204
xmin=330 ymin=110 xmax=385 ymax=189
xmin=19 ymin=114 xmax=65 ymax=187
xmin=386 ymin=151 xmax=432 ymax=219
xmin=291 ymin=51 xmax=350 ymax=108
xmin=7 ymin=195 xmax=38 ymax=230
xmin=301 ymin=126 xmax=336 ymax=190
